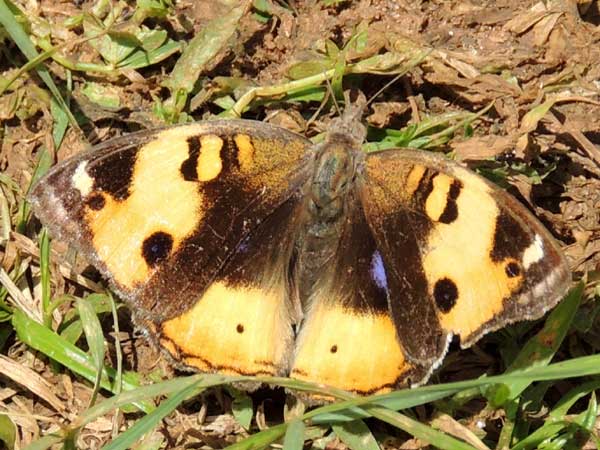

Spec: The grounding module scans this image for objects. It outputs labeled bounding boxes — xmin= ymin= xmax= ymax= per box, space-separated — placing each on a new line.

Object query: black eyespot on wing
xmin=236 ymin=324 xmax=244 ymax=333
xmin=86 ymin=193 xmax=105 ymax=210
xmin=434 ymin=278 xmax=458 ymax=313
xmin=330 ymin=345 xmax=338 ymax=353
xmin=505 ymin=261 xmax=521 ymax=278
xmin=438 ymin=179 xmax=462 ymax=224
xmin=142 ymin=231 xmax=174 ymax=267
xmin=180 ymin=136 xmax=201 ymax=181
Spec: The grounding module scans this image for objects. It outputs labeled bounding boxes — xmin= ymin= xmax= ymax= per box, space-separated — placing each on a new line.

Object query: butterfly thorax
xmin=295 ymin=132 xmax=364 ymax=301
xmin=308 ymin=134 xmax=360 ymax=224
xmin=299 ymin=107 xmax=366 ymax=259
xmin=302 ymin=102 xmax=366 ymax=231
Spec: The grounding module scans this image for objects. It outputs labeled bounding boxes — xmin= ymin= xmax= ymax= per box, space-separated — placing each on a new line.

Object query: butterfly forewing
xmin=31 ymin=120 xmax=313 ymax=376
xmin=359 ymin=148 xmax=570 ymax=366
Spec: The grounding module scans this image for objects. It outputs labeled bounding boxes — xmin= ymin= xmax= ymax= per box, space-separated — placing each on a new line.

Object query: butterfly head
xmin=327 ymin=93 xmax=368 ymax=146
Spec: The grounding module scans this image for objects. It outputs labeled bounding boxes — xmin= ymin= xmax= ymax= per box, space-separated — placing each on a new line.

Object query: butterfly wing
xmin=290 ymin=194 xmax=428 ymax=395
xmin=157 ymin=192 xmax=305 ymax=376
xmin=30 ymin=120 xmax=313 ymax=376
xmin=359 ymin=149 xmax=570 ymax=366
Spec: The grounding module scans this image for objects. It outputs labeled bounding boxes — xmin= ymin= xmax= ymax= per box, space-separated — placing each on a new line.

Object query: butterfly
xmin=30 ymin=98 xmax=570 ymax=396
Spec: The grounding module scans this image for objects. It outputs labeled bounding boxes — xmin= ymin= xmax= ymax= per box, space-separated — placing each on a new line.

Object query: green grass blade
xmin=229 ymin=387 xmax=253 ymax=430
xmin=51 ymin=95 xmax=69 ymax=149
xmin=519 ymin=99 xmax=558 ymax=134
xmin=0 ymin=414 xmax=16 ymax=449
xmin=101 ymin=382 xmax=203 ymax=450
xmin=0 ymin=187 xmax=11 ymax=244
xmin=225 ymin=423 xmax=287 ymax=450
xmin=16 ymin=146 xmax=52 ymax=233
xmin=577 ymin=392 xmax=597 ymax=431
xmin=117 ymin=38 xmax=181 ymax=69
xmin=108 ymin=293 xmax=123 ymax=400
xmin=283 ymin=419 xmax=306 ymax=450
xmin=549 ymin=379 xmax=600 ymax=420
xmin=21 ymin=434 xmax=63 ymax=450
xmin=38 ymin=229 xmax=51 ymax=327
xmin=490 ymin=282 xmax=581 ymax=447
xmin=0 ymin=41 xmax=60 ymax=96
xmin=11 ymin=309 xmax=153 ymax=412
xmin=332 ymin=419 xmax=380 ymax=450
xmin=498 ymin=283 xmax=583 ymax=402
xmin=77 ymin=375 xmax=224 ymax=426
xmin=513 ymin=394 xmax=596 ymax=450
xmin=506 ymin=381 xmax=553 ymax=446
xmin=59 ymin=293 xmax=114 ymax=345
xmin=510 ymin=421 xmax=569 ymax=450
xmin=364 ymin=406 xmax=478 ymax=450
xmin=77 ymin=296 xmax=107 ymax=406
xmin=306 ymin=354 xmax=600 ymax=424
xmin=311 ymin=389 xmax=456 ymax=423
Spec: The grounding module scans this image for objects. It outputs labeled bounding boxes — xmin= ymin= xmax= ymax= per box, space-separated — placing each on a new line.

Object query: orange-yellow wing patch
xmin=361 ymin=149 xmax=570 ymax=368
xmin=290 ymin=202 xmax=425 ymax=395
xmin=30 ymin=121 xmax=312 ymax=377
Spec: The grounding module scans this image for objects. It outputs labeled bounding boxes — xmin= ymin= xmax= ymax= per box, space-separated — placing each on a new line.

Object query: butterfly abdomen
xmin=294 ymin=134 xmax=365 ymax=298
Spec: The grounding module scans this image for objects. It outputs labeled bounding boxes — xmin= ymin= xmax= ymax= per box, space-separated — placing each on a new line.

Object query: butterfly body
xmin=30 ymin=111 xmax=570 ymax=396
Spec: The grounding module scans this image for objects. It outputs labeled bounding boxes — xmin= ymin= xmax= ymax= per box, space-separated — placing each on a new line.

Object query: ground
xmin=0 ymin=0 xmax=599 ymax=449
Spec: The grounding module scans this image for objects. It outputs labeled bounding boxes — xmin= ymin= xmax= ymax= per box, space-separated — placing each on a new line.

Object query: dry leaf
xmin=0 ymin=355 xmax=66 ymax=413
xmin=431 ymin=412 xmax=491 ymax=450
xmin=452 ymin=135 xmax=516 ymax=161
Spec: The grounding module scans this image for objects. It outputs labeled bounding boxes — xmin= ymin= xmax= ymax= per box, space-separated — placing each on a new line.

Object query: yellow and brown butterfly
xmin=30 ymin=100 xmax=570 ymax=396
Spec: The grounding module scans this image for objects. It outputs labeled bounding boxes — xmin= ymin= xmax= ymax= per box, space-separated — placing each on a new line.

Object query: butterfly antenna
xmin=305 ymin=89 xmax=331 ymax=132
xmin=365 ymin=49 xmax=433 ymax=108
xmin=366 ymin=72 xmax=405 ymax=108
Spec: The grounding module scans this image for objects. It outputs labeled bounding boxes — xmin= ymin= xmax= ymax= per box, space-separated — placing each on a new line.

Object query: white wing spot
xmin=72 ymin=161 xmax=94 ymax=197
xmin=522 ymin=234 xmax=544 ymax=269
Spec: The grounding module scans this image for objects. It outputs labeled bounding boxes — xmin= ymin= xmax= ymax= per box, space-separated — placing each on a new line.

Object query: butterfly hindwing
xmin=157 ymin=193 xmax=305 ymax=376
xmin=360 ymin=149 xmax=570 ymax=366
xmin=290 ymin=193 xmax=427 ymax=395
xmin=31 ymin=120 xmax=313 ymax=376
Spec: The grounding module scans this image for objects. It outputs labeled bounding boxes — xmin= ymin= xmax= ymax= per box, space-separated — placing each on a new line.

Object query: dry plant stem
xmin=547 ymin=111 xmax=600 ymax=166
xmin=0 ymin=354 xmax=66 ymax=414
xmin=305 ymin=89 xmax=332 ymax=132
xmin=229 ymin=69 xmax=336 ymax=117
xmin=0 ymin=268 xmax=42 ymax=323
xmin=403 ymin=77 xmax=421 ymax=123
xmin=10 ymin=231 xmax=103 ymax=292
